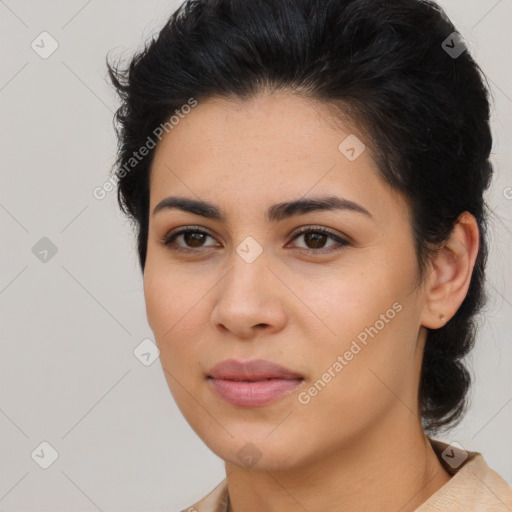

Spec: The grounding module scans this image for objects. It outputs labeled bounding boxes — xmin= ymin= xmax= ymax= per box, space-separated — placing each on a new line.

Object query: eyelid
xmin=161 ymin=225 xmax=218 ymax=247
xmin=289 ymin=224 xmax=348 ymax=241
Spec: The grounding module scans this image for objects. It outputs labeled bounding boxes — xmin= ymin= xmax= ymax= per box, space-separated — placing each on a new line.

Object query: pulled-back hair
xmin=107 ymin=0 xmax=493 ymax=433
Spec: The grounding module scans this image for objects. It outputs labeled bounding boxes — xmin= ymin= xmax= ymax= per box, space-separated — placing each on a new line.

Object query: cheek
xmin=298 ymin=264 xmax=403 ymax=344
xmin=143 ymin=275 xmax=204 ymax=406
xmin=295 ymin=255 xmax=420 ymax=414
xmin=143 ymin=255 xmax=195 ymax=338
xmin=143 ymin=267 xmax=204 ymax=409
xmin=291 ymin=306 xmax=418 ymax=450
xmin=143 ymin=254 xmax=212 ymax=364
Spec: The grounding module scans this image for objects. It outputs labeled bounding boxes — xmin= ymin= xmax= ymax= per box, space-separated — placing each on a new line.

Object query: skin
xmin=143 ymin=91 xmax=480 ymax=512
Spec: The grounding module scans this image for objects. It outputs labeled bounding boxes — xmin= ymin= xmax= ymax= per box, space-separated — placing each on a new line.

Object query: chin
xmin=207 ymin=434 xmax=307 ymax=473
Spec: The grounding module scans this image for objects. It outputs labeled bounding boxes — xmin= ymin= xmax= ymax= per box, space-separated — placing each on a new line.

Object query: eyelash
xmin=160 ymin=225 xmax=350 ymax=255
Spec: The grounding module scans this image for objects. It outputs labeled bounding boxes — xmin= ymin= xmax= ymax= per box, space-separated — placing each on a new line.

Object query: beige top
xmin=181 ymin=439 xmax=512 ymax=512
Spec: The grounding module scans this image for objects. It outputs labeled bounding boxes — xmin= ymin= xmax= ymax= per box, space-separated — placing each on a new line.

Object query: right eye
xmin=161 ymin=227 xmax=219 ymax=252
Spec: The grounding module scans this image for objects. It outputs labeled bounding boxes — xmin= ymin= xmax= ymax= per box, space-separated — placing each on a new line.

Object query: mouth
xmin=207 ymin=358 xmax=304 ymax=381
xmin=207 ymin=376 xmax=304 ymax=407
xmin=206 ymin=358 xmax=305 ymax=407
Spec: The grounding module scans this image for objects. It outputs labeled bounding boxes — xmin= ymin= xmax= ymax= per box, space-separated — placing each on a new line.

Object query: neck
xmin=225 ymin=412 xmax=452 ymax=512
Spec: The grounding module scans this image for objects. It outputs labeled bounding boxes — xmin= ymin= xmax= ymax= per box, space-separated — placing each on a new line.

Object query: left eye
xmin=162 ymin=226 xmax=349 ymax=253
xmin=289 ymin=227 xmax=349 ymax=252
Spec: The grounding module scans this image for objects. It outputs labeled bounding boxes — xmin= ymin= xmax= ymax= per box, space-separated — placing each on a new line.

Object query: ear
xmin=420 ymin=212 xmax=480 ymax=329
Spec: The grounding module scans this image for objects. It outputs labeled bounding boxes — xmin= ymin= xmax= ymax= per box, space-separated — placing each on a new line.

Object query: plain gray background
xmin=1 ymin=0 xmax=511 ymax=510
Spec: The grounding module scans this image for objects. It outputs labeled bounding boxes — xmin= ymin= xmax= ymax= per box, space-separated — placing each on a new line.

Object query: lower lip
xmin=207 ymin=377 xmax=304 ymax=407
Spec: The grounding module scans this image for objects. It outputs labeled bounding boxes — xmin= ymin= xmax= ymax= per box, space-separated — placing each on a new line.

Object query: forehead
xmin=148 ymin=92 xmax=409 ymax=223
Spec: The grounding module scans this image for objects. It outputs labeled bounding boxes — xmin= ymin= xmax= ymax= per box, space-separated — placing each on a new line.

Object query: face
xmin=144 ymin=91 xmax=429 ymax=471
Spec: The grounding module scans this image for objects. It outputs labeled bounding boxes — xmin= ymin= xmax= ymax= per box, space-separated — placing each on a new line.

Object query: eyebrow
xmin=153 ymin=195 xmax=373 ymax=223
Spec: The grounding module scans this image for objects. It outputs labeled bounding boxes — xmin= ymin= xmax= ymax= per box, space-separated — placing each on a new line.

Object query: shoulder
xmin=416 ymin=438 xmax=512 ymax=511
xmin=179 ymin=478 xmax=229 ymax=512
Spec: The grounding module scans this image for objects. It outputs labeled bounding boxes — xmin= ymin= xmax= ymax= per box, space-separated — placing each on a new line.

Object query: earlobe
xmin=420 ymin=212 xmax=480 ymax=329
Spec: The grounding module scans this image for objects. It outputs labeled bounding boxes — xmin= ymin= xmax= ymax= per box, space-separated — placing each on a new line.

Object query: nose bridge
xmin=223 ymin=236 xmax=269 ymax=299
xmin=210 ymin=235 xmax=287 ymax=335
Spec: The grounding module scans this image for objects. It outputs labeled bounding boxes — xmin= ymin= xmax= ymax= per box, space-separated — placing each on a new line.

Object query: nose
xmin=210 ymin=249 xmax=288 ymax=340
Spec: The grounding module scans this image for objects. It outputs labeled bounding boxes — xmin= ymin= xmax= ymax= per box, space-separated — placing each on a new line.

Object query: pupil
xmin=185 ymin=232 xmax=205 ymax=247
xmin=306 ymin=233 xmax=326 ymax=249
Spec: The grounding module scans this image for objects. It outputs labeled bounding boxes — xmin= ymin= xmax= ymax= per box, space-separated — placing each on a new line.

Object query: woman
xmin=107 ymin=0 xmax=512 ymax=510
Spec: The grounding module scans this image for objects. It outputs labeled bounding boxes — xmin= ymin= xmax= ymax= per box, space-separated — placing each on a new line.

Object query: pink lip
xmin=208 ymin=358 xmax=303 ymax=380
xmin=207 ymin=358 xmax=304 ymax=407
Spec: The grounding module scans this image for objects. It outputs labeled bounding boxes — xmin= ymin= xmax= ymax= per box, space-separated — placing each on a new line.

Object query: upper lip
xmin=207 ymin=358 xmax=303 ymax=381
